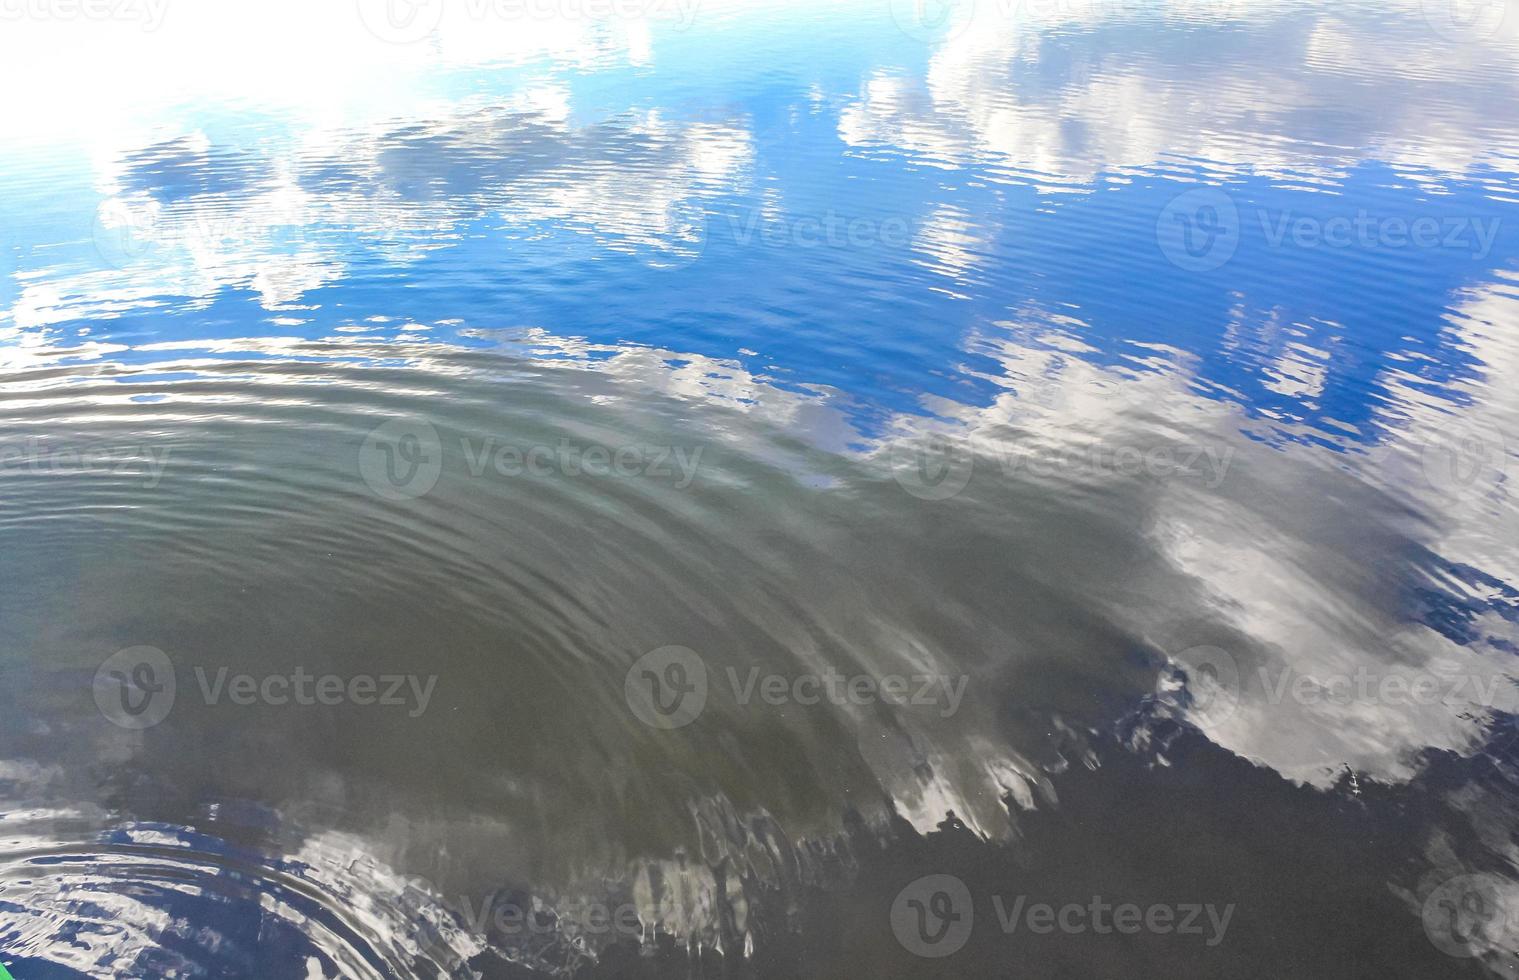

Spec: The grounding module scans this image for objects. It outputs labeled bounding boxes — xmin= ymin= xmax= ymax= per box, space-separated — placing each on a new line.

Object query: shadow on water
xmin=4 ymin=724 xmax=1518 ymax=978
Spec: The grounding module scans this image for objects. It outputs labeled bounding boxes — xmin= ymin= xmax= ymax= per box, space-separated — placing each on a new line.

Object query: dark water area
xmin=2 ymin=0 xmax=1519 ymax=976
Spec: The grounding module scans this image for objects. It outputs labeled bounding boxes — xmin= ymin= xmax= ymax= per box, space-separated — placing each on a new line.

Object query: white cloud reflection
xmin=840 ymin=0 xmax=1519 ymax=190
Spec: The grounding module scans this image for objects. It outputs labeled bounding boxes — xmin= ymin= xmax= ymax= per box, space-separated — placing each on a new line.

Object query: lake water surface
xmin=2 ymin=0 xmax=1519 ymax=976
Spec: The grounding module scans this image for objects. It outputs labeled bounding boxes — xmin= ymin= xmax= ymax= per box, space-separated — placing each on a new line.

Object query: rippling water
xmin=2 ymin=0 xmax=1519 ymax=976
